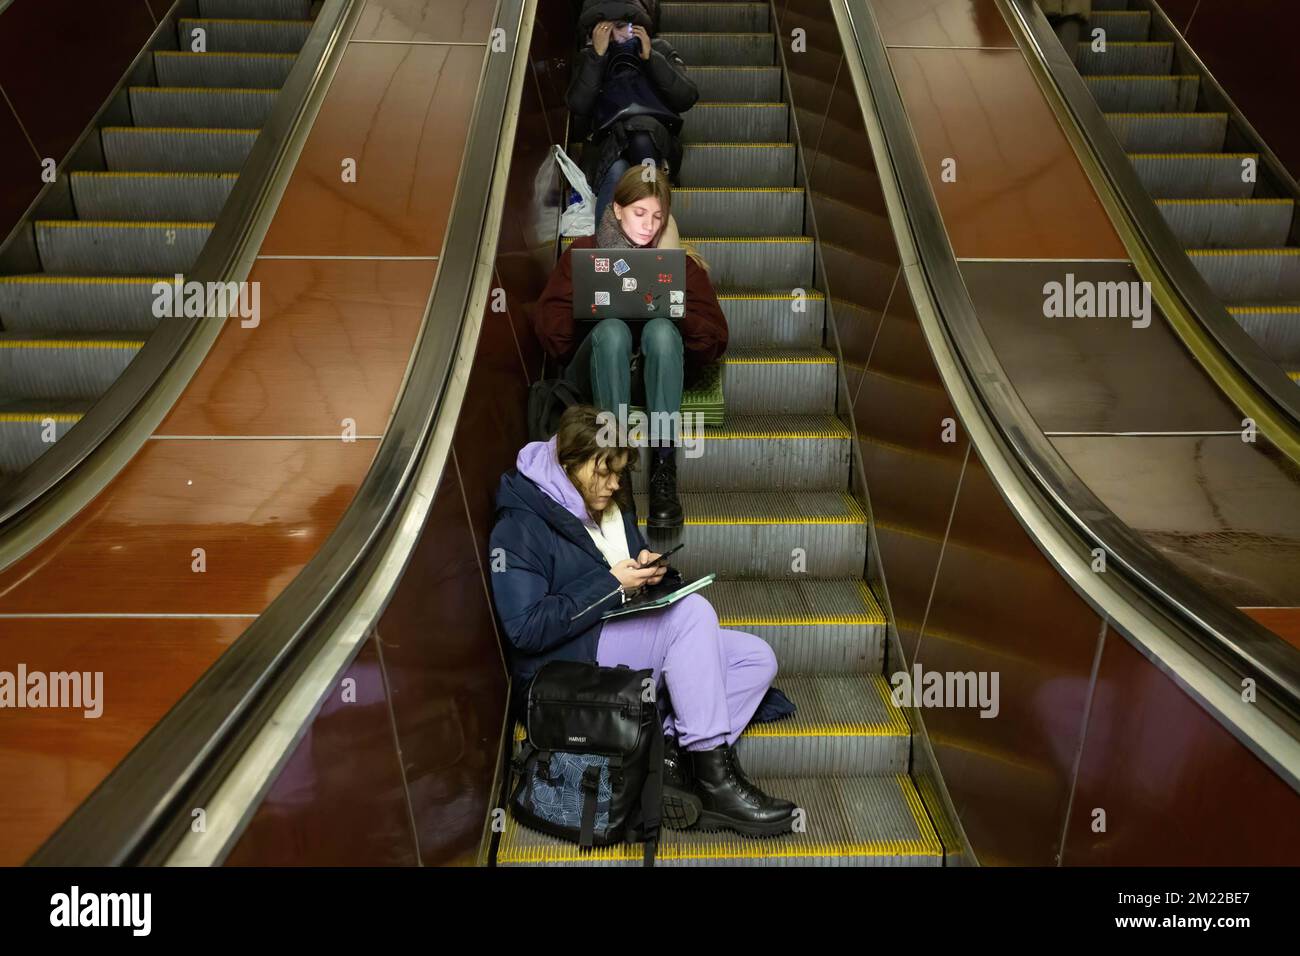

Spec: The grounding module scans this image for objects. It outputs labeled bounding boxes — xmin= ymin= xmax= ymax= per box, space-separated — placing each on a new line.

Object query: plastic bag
xmin=555 ymin=144 xmax=596 ymax=237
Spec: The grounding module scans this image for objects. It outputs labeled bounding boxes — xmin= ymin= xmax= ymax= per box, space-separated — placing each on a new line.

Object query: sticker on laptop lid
xmin=669 ymin=304 xmax=684 ymax=318
xmin=669 ymin=291 xmax=684 ymax=304
xmin=594 ymin=291 xmax=610 ymax=305
xmin=612 ymin=258 xmax=630 ymax=276
xmin=594 ymin=257 xmax=610 ymax=273
xmin=622 ymin=277 xmax=637 ymax=291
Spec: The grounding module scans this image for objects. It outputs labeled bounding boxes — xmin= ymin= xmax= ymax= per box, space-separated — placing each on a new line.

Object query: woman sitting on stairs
xmin=534 ymin=165 xmax=728 ymax=529
xmin=489 ymin=403 xmax=797 ymax=837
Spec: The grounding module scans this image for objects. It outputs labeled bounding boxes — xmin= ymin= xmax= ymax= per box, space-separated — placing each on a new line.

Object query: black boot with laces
xmin=689 ymin=744 xmax=796 ymax=837
xmin=647 ymin=449 xmax=683 ymax=529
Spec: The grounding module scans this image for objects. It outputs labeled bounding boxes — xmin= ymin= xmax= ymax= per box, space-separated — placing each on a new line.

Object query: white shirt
xmin=584 ymin=502 xmax=631 ymax=568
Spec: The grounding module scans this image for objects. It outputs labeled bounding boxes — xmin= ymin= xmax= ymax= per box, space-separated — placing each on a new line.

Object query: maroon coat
xmin=534 ymin=235 xmax=729 ymax=374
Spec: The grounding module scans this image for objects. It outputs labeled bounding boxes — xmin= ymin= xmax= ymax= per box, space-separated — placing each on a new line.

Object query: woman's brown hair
xmin=555 ymin=404 xmax=636 ymax=492
xmin=611 ymin=164 xmax=710 ymax=271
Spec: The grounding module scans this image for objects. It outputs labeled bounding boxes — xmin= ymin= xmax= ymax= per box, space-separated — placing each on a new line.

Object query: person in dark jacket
xmin=568 ymin=0 xmax=699 ymax=224
xmin=489 ymin=404 xmax=797 ymax=836
xmin=535 ymin=166 xmax=728 ymax=528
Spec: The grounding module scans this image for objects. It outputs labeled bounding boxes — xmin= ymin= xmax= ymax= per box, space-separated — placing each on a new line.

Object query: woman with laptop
xmin=567 ymin=0 xmax=698 ymax=224
xmin=490 ymin=403 xmax=797 ymax=836
xmin=534 ymin=166 xmax=728 ymax=528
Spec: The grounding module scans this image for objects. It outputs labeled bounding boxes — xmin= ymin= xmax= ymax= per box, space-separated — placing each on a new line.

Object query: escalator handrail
xmin=0 ymin=0 xmax=358 ymax=547
xmin=1004 ymin=0 xmax=1300 ymax=456
xmin=834 ymin=0 xmax=1300 ymax=743
xmin=27 ymin=0 xmax=528 ymax=866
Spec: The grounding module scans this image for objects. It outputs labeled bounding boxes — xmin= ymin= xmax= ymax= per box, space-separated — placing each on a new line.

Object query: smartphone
xmin=638 ymin=543 xmax=684 ymax=570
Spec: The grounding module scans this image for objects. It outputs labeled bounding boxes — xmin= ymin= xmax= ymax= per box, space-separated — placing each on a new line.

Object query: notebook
xmin=600 ymin=572 xmax=717 ymax=620
xmin=571 ymin=247 xmax=687 ymax=322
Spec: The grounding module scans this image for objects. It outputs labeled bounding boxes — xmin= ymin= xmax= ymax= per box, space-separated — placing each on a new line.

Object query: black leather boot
xmin=647 ymin=451 xmax=683 ymax=529
xmin=689 ymin=744 xmax=796 ymax=837
xmin=660 ymin=734 xmax=700 ymax=830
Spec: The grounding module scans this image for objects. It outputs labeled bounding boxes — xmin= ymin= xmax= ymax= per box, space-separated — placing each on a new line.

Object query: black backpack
xmin=527 ymin=377 xmax=585 ymax=442
xmin=509 ymin=661 xmax=665 ymax=865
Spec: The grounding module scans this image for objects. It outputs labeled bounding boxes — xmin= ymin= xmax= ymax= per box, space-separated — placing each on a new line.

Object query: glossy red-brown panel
xmin=157 ymin=259 xmax=434 ymax=436
xmin=1051 ymin=434 xmax=1300 ymax=608
xmin=225 ymin=638 xmax=420 ymax=865
xmin=919 ymin=455 xmax=1106 ymax=865
xmin=1157 ymin=0 xmax=1198 ymax=33
xmin=888 ymin=48 xmax=1126 ymax=260
xmin=0 ymin=0 xmax=156 ymax=160
xmin=352 ymin=0 xmax=498 ymax=43
xmin=0 ymin=97 xmax=42 ymax=241
xmin=779 ymin=0 xmax=843 ymax=178
xmin=1241 ymin=607 xmax=1300 ymax=652
xmin=870 ymin=0 xmax=1014 ymax=48
xmin=0 ymin=439 xmax=377 ymax=614
xmin=1064 ymin=628 xmax=1300 ymax=864
xmin=0 ymin=617 xmax=245 ymax=865
xmin=375 ymin=453 xmax=507 ymax=865
xmin=1179 ymin=1 xmax=1300 ymax=181
xmin=260 ymin=42 xmax=483 ymax=257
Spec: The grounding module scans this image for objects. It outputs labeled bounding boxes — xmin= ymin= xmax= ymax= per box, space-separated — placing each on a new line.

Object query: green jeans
xmin=564 ymin=318 xmax=684 ymax=436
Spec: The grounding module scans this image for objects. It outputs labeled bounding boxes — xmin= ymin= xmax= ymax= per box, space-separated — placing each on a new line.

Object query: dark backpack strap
xmin=640 ymin=728 xmax=664 ymax=867
xmin=579 ymin=764 xmax=602 ymax=848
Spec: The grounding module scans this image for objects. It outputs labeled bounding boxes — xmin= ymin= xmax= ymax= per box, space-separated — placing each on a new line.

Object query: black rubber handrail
xmin=1005 ymin=0 xmax=1300 ymax=441
xmin=837 ymin=0 xmax=1300 ymax=729
xmin=0 ymin=0 xmax=356 ymax=531
xmin=28 ymin=0 xmax=524 ymax=866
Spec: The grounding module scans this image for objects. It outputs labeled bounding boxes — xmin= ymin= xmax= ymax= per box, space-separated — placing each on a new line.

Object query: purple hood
xmin=516 ymin=437 xmax=592 ymax=525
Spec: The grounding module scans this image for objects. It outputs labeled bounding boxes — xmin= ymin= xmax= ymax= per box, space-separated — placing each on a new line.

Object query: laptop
xmin=571 ymin=247 xmax=687 ymax=322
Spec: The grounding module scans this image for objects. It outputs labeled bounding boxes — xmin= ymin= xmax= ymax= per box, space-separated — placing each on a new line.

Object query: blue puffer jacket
xmin=488 ymin=437 xmax=648 ymax=689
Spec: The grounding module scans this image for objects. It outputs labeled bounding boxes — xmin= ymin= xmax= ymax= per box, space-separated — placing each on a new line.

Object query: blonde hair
xmin=612 ymin=165 xmax=710 ymax=272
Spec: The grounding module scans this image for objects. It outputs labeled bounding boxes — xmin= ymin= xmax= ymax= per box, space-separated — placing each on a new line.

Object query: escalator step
xmin=722 ymin=348 xmax=837 ymax=414
xmin=718 ymin=289 xmax=824 ymax=349
xmin=1089 ymin=10 xmax=1151 ymax=41
xmin=154 ymin=51 xmax=296 ymax=88
xmin=672 ymin=187 xmax=803 ymax=235
xmin=680 ymin=102 xmax=788 ymax=142
xmin=0 ymin=334 xmax=143 ymax=400
xmin=686 ymin=66 xmax=781 ymax=102
xmin=0 ymin=276 xmax=166 ymax=333
xmin=685 ymin=236 xmax=814 ymax=287
xmin=660 ymin=1 xmax=770 ymax=32
xmin=660 ymin=32 xmax=775 ymax=66
xmin=129 ymin=86 xmax=278 ymax=128
xmin=1074 ymin=41 xmax=1173 ymax=76
xmin=1129 ymin=152 xmax=1257 ymax=199
xmin=632 ymin=490 xmax=867 ymax=578
xmin=497 ymin=774 xmax=942 ymax=866
xmin=709 ymin=579 xmax=886 ymax=672
xmin=679 ymin=142 xmax=795 ymax=187
xmin=1105 ymin=111 xmax=1227 ymax=152
xmin=35 ymin=220 xmax=213 ymax=276
xmin=101 ymin=126 xmax=259 ymax=172
xmin=197 ymin=0 xmax=312 ymax=17
xmin=734 ymin=674 xmax=908 ymax=777
xmin=631 ymin=414 xmax=850 ymax=492
xmin=1157 ymin=198 xmax=1294 ymax=249
xmin=1085 ymin=74 xmax=1199 ymax=112
xmin=1187 ymin=249 xmax=1300 ymax=303
xmin=1227 ymin=305 xmax=1300 ymax=364
xmin=70 ymin=171 xmax=237 ymax=221
xmin=178 ymin=18 xmax=312 ymax=54
xmin=0 ymin=400 xmax=89 ymax=474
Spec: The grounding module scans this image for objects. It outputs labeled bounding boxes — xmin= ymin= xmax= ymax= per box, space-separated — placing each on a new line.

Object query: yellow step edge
xmin=102 ymin=126 xmax=259 ymax=135
xmin=1092 ymin=9 xmax=1149 ymax=14
xmin=1128 ymin=151 xmax=1256 ymax=158
xmin=132 ymin=86 xmax=279 ymax=94
xmin=1228 ymin=306 xmax=1300 ymax=313
xmin=0 ymin=413 xmax=84 ymax=423
xmin=0 ymin=276 xmax=168 ymax=284
xmin=1079 ymin=40 xmax=1170 ymax=45
xmin=718 ymin=291 xmax=824 ymax=299
xmin=690 ymin=236 xmax=812 ymax=243
xmin=71 ymin=171 xmax=238 ymax=179
xmin=154 ymin=51 xmax=296 ymax=58
xmin=1186 ymin=248 xmax=1300 ymax=256
xmin=702 ymin=428 xmax=849 ymax=441
xmin=1289 ymin=370 xmax=1300 ymax=381
xmin=659 ymin=31 xmax=773 ymax=35
xmin=1156 ymin=198 xmax=1293 ymax=205
xmin=179 ymin=17 xmax=313 ymax=25
xmin=0 ymin=339 xmax=144 ymax=349
xmin=723 ymin=356 xmax=835 ymax=365
xmin=684 ymin=142 xmax=793 ymax=148
xmin=1105 ymin=111 xmax=1226 ymax=117
xmin=675 ymin=187 xmax=802 ymax=192
xmin=36 ymin=220 xmax=214 ymax=229
xmin=688 ymin=65 xmax=779 ymax=70
xmin=1085 ymin=73 xmax=1196 ymax=80
xmin=696 ymin=101 xmax=786 ymax=107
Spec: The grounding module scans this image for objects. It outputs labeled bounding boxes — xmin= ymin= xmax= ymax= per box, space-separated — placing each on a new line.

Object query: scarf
xmin=595 ymin=203 xmax=643 ymax=249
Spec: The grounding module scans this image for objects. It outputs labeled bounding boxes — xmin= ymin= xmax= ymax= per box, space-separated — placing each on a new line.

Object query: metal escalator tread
xmin=1 ymin=0 xmax=315 ymax=475
xmin=497 ymin=774 xmax=942 ymax=866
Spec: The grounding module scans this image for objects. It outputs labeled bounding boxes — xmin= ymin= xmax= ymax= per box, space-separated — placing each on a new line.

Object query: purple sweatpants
xmin=595 ymin=594 xmax=777 ymax=751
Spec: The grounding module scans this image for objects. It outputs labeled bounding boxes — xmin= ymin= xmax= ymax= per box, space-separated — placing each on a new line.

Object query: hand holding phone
xmin=636 ymin=543 xmax=683 ymax=576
